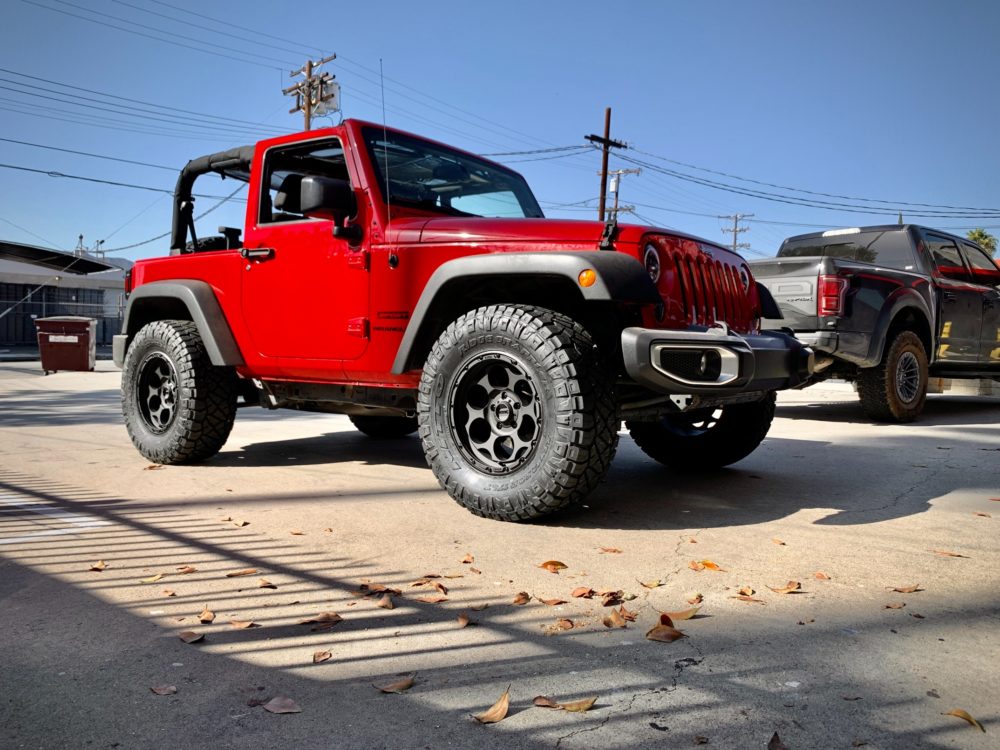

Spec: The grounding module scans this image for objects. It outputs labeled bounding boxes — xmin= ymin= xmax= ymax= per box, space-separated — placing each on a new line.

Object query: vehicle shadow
xmin=214 ymin=431 xmax=429 ymax=470
xmin=777 ymin=393 xmax=1000 ymax=427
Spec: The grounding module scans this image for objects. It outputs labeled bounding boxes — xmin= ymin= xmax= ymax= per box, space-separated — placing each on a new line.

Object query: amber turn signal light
xmin=578 ymin=269 xmax=597 ymax=287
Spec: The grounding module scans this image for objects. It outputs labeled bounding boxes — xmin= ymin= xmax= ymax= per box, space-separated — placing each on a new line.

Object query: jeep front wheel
xmin=626 ymin=393 xmax=776 ymax=470
xmin=418 ymin=305 xmax=618 ymax=522
xmin=122 ymin=320 xmax=237 ymax=464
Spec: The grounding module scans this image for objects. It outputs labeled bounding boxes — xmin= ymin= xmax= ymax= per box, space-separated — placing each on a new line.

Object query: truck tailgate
xmin=750 ymin=257 xmax=821 ymax=330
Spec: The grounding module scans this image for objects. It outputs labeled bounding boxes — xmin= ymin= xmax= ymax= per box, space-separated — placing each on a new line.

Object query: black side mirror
xmin=299 ymin=176 xmax=357 ymax=221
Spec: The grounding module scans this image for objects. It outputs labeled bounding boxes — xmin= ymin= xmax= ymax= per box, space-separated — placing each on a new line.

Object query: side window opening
xmin=961 ymin=242 xmax=1000 ymax=287
xmin=924 ymin=234 xmax=971 ymax=282
xmin=259 ymin=139 xmax=350 ymax=224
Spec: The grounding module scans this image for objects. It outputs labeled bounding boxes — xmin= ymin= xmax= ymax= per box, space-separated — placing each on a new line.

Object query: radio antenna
xmin=380 ymin=58 xmax=395 ymax=264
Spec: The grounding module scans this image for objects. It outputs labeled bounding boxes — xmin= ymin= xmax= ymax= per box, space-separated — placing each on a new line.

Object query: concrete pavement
xmin=0 ymin=360 xmax=997 ymax=749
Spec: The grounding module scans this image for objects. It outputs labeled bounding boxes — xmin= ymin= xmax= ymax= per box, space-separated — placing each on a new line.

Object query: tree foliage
xmin=966 ymin=228 xmax=997 ymax=256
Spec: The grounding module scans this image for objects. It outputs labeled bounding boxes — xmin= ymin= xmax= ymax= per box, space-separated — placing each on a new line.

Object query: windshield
xmin=363 ymin=127 xmax=544 ymax=219
xmin=779 ymin=230 xmax=917 ymax=271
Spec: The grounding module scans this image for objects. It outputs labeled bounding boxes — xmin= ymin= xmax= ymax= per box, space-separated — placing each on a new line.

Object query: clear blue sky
xmin=2 ymin=0 xmax=999 ymax=262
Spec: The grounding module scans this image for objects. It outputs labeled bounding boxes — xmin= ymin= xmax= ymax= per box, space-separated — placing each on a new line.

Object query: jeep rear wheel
xmin=857 ymin=330 xmax=928 ymax=422
xmin=626 ymin=393 xmax=776 ymax=470
xmin=349 ymin=414 xmax=418 ymax=439
xmin=122 ymin=320 xmax=237 ymax=464
xmin=418 ymin=305 xmax=618 ymax=522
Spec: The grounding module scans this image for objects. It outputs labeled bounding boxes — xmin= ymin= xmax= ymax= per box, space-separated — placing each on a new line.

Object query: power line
xmin=629 ymin=146 xmax=1000 ymax=214
xmin=0 ymin=137 xmax=176 ymax=171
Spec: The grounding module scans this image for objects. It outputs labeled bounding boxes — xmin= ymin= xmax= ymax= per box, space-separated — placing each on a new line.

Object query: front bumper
xmin=621 ymin=326 xmax=813 ymax=395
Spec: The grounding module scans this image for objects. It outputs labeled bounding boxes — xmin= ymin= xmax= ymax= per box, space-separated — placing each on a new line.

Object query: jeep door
xmin=240 ymin=136 xmax=368 ymax=373
xmin=923 ymin=231 xmax=981 ymax=362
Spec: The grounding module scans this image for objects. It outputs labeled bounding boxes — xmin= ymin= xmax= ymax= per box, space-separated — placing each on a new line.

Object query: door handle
xmin=241 ymin=247 xmax=275 ymax=261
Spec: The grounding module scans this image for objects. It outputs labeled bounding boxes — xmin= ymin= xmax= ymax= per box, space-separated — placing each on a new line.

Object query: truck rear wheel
xmin=349 ymin=414 xmax=418 ymax=438
xmin=626 ymin=393 xmax=776 ymax=470
xmin=857 ymin=330 xmax=928 ymax=422
xmin=418 ymin=305 xmax=618 ymax=522
xmin=122 ymin=320 xmax=237 ymax=464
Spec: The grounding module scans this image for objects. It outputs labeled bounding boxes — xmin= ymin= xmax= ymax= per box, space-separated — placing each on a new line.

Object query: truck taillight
xmin=817 ymin=274 xmax=847 ymax=316
xmin=124 ymin=268 xmax=133 ymax=295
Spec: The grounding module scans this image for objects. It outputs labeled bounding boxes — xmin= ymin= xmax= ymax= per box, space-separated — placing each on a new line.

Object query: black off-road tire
xmin=122 ymin=320 xmax=237 ymax=464
xmin=626 ymin=393 xmax=776 ymax=471
xmin=418 ymin=304 xmax=619 ymax=522
xmin=856 ymin=330 xmax=928 ymax=423
xmin=349 ymin=414 xmax=418 ymax=438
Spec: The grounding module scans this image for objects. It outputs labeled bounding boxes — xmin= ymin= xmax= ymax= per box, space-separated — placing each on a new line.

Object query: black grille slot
xmin=658 ymin=348 xmax=722 ymax=382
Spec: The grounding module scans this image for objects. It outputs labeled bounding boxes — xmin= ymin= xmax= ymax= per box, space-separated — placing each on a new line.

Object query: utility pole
xmin=607 ymin=168 xmax=641 ymax=220
xmin=283 ymin=54 xmax=340 ymax=131
xmin=720 ymin=213 xmax=753 ymax=253
xmin=585 ymin=108 xmax=627 ymax=221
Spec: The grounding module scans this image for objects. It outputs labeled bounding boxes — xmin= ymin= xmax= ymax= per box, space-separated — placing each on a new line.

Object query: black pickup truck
xmin=750 ymin=225 xmax=1000 ymax=422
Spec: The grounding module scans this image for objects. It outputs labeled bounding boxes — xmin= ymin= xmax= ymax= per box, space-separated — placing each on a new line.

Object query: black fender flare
xmin=864 ymin=288 xmax=933 ymax=367
xmin=118 ymin=280 xmax=244 ymax=367
xmin=391 ymin=251 xmax=660 ymax=374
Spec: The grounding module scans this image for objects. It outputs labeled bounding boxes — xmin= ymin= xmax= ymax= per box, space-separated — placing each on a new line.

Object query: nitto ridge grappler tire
xmin=626 ymin=392 xmax=776 ymax=471
xmin=349 ymin=414 xmax=418 ymax=439
xmin=418 ymin=305 xmax=619 ymax=522
xmin=122 ymin=320 xmax=237 ymax=464
xmin=856 ymin=330 xmax=928 ymax=423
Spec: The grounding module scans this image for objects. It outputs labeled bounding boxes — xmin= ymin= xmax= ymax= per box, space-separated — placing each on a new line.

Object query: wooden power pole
xmin=586 ymin=108 xmax=627 ymax=221
xmin=283 ymin=54 xmax=339 ymax=131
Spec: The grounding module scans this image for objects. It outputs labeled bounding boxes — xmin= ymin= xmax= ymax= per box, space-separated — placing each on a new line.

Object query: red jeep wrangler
xmin=114 ymin=120 xmax=812 ymax=521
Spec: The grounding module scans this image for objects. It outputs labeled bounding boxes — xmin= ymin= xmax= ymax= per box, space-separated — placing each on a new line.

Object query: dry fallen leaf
xmin=162 ymin=590 xmax=176 ymax=597
xmin=798 ymin=618 xmax=816 ymax=625
xmin=198 ymin=606 xmax=216 ymax=624
xmin=910 ymin=613 xmax=925 ymax=619
xmin=461 ymin=553 xmax=475 ymax=564
xmin=374 ymin=675 xmax=415 ymax=694
xmin=767 ymin=581 xmax=802 ymax=595
xmin=178 ymin=631 xmax=203 ymax=644
xmin=929 ymin=549 xmax=970 ymax=558
xmin=225 ymin=568 xmax=258 ymax=578
xmin=232 ymin=519 xmax=249 ymax=528
xmin=890 ymin=584 xmax=922 ymax=594
xmin=974 ymin=512 xmax=991 ymax=518
xmin=884 ymin=602 xmax=906 ymax=610
xmin=323 ymin=527 xmax=333 ymax=533
xmin=473 ymin=686 xmax=510 ymax=723
xmin=768 ymin=732 xmax=790 ymax=750
xmin=262 ymin=696 xmax=301 ymax=714
xmin=599 ymin=547 xmax=622 ymax=554
xmin=259 ymin=579 xmax=277 ymax=590
xmin=538 ymin=560 xmax=567 ymax=573
xmin=289 ymin=530 xmax=304 ymax=535
xmin=772 ymin=538 xmax=786 ymax=546
xmin=556 ymin=618 xmax=574 ymax=630
xmin=941 ymin=708 xmax=985 ymax=732
xmin=512 ymin=592 xmax=531 ymax=605
xmin=533 ymin=695 xmax=561 ymax=708
xmin=141 ymin=573 xmax=164 ymax=584
xmin=230 ymin=619 xmax=257 ymax=629
xmin=602 ymin=609 xmax=627 ymax=629
xmin=299 ymin=612 xmax=343 ymax=626
xmin=700 ymin=560 xmax=724 ymax=571
xmin=662 ymin=606 xmax=701 ymax=621
xmin=150 ymin=685 xmax=177 ymax=695
xmin=688 ymin=560 xmax=705 ymax=572
xmin=687 ymin=593 xmax=704 ymax=605
xmin=470 ymin=603 xmax=489 ymax=611
xmin=89 ymin=560 xmax=107 ymax=572
xmin=456 ymin=613 xmax=471 ymax=628
xmin=415 ymin=595 xmax=448 ymax=604
xmin=731 ymin=595 xmax=766 ymax=604
xmin=814 ymin=572 xmax=831 ymax=580
xmin=695 ymin=737 xmax=709 ymax=745
xmin=144 ymin=464 xmax=163 ymax=471
xmin=618 ymin=605 xmax=637 ymax=622
xmin=571 ymin=587 xmax=595 ymax=598
xmin=312 ymin=650 xmax=331 ymax=664
xmin=376 ymin=594 xmax=394 ymax=610
xmin=469 ymin=567 xmax=482 ymax=575
xmin=738 ymin=586 xmax=755 ymax=597
xmin=432 ymin=581 xmax=449 ymax=596
xmin=176 ymin=566 xmax=197 ymax=575
xmin=638 ymin=579 xmax=664 ymax=589
xmin=600 ymin=590 xmax=623 ymax=607
xmin=540 ymin=598 xmax=567 ymax=606
xmin=646 ymin=623 xmax=686 ymax=642
xmin=561 ymin=696 xmax=598 ymax=713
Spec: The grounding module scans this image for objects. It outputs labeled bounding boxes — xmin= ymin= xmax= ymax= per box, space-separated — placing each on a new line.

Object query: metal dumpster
xmin=34 ymin=316 xmax=97 ymax=374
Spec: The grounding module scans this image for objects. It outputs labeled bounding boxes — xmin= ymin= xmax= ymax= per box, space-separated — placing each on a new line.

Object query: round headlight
xmin=643 ymin=244 xmax=661 ymax=283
